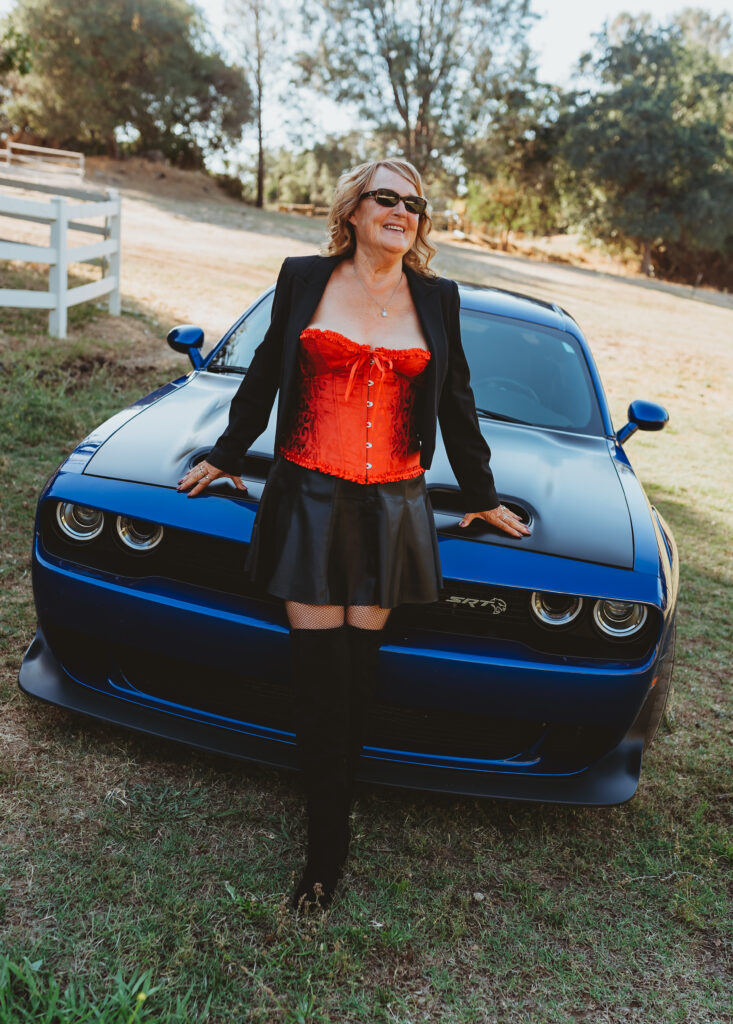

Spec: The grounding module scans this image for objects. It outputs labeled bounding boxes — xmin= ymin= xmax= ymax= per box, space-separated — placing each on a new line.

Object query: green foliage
xmin=213 ymin=170 xmax=246 ymax=201
xmin=557 ymin=12 xmax=733 ymax=276
xmin=464 ymin=85 xmax=565 ymax=244
xmin=0 ymin=22 xmax=32 ymax=76
xmin=465 ymin=174 xmax=541 ymax=247
xmin=0 ymin=20 xmax=33 ymax=124
xmin=298 ymin=0 xmax=537 ymax=174
xmin=264 ymin=133 xmax=371 ymax=204
xmin=4 ymin=0 xmax=253 ymax=165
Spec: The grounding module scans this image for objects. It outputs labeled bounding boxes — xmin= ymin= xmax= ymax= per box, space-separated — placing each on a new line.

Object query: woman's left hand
xmin=459 ymin=505 xmax=531 ymax=537
xmin=177 ymin=460 xmax=247 ymax=498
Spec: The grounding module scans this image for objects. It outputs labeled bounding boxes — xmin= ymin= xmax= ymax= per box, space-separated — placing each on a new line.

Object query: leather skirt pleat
xmin=244 ymin=455 xmax=443 ymax=608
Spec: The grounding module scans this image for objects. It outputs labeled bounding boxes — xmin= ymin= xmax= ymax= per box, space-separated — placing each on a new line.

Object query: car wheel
xmin=637 ymin=620 xmax=677 ymax=751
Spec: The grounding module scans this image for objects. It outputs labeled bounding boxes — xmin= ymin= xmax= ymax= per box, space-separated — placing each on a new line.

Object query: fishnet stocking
xmin=285 ymin=602 xmax=344 ymax=629
xmin=345 ymin=605 xmax=391 ymax=630
xmin=285 ymin=602 xmax=391 ymax=630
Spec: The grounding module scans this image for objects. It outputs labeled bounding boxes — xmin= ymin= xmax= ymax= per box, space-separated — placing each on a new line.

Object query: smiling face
xmin=348 ymin=166 xmax=422 ymax=261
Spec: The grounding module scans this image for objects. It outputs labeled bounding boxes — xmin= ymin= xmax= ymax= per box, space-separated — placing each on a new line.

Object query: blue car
xmin=19 ymin=280 xmax=678 ymax=805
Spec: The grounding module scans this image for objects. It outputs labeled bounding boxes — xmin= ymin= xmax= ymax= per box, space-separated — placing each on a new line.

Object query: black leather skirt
xmin=244 ymin=455 xmax=443 ymax=608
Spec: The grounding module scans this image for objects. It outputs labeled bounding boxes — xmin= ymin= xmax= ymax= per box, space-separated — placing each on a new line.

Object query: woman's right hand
xmin=177 ymin=460 xmax=248 ymax=498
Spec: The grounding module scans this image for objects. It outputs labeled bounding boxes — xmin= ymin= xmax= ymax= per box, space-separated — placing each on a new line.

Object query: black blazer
xmin=208 ymin=253 xmax=499 ymax=511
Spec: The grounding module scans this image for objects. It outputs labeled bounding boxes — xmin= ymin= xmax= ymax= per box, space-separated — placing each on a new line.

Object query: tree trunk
xmin=641 ymin=240 xmax=653 ymax=276
xmin=255 ymin=15 xmax=264 ymax=209
xmin=256 ymin=99 xmax=264 ymax=208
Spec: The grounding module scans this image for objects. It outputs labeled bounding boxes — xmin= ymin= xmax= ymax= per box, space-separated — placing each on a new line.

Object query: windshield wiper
xmin=475 ymin=408 xmax=531 ymax=425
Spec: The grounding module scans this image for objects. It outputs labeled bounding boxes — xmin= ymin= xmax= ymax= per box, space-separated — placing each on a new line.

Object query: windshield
xmin=209 ymin=292 xmax=276 ymax=372
xmin=460 ymin=310 xmax=603 ymax=433
xmin=211 ymin=296 xmax=603 ymax=434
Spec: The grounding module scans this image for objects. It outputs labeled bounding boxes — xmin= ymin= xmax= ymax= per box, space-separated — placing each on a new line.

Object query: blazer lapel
xmin=278 ymin=255 xmax=343 ymax=430
xmin=287 ymin=255 xmax=342 ymax=340
xmin=404 ymin=265 xmax=448 ymax=389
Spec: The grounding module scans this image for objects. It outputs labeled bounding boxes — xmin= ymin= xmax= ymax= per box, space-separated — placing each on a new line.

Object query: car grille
xmin=44 ymin=625 xmax=622 ymax=768
xmin=40 ymin=505 xmax=658 ymax=660
xmin=45 ymin=626 xmax=545 ymax=761
xmin=121 ymin=648 xmax=549 ymax=759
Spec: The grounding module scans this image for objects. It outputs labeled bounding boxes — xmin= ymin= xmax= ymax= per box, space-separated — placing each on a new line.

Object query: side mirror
xmin=167 ymin=325 xmax=204 ymax=369
xmin=616 ymin=399 xmax=669 ymax=445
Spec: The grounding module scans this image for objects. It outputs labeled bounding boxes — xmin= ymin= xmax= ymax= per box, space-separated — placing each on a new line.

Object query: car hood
xmin=84 ymin=373 xmax=633 ymax=568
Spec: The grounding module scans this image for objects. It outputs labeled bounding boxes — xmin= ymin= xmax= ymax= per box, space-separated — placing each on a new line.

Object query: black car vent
xmin=191 ymin=451 xmax=274 ymax=480
xmin=428 ymin=486 xmax=531 ymax=526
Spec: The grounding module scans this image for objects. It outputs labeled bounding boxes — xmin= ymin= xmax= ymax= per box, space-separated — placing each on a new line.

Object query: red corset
xmin=279 ymin=328 xmax=431 ymax=484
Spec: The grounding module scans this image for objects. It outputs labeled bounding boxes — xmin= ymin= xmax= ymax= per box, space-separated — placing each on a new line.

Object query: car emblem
xmin=445 ymin=595 xmax=507 ymax=614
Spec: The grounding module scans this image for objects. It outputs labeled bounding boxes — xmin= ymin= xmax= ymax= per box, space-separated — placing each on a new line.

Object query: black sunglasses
xmin=360 ymin=189 xmax=428 ymax=215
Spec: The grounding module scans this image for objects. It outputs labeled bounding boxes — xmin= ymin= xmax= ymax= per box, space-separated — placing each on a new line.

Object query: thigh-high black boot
xmin=345 ymin=624 xmax=386 ymax=777
xmin=290 ymin=625 xmax=353 ymax=911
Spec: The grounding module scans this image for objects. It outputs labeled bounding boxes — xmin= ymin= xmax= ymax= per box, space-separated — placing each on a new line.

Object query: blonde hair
xmin=322 ymin=159 xmax=437 ymax=276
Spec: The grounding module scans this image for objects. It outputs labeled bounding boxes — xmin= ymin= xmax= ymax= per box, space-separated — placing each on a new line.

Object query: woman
xmin=178 ymin=159 xmax=530 ymax=911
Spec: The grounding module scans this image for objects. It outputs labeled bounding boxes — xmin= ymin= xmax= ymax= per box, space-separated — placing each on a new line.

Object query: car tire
xmin=637 ymin=619 xmax=677 ymax=751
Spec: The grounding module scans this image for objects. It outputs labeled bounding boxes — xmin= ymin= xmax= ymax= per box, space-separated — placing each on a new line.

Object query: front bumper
xmin=20 ymin=627 xmax=644 ymax=804
xmin=22 ymin=468 xmax=666 ymax=807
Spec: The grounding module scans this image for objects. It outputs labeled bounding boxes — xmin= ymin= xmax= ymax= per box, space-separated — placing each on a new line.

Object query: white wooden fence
xmin=0 ymin=177 xmax=121 ymax=339
xmin=2 ymin=141 xmax=85 ymax=181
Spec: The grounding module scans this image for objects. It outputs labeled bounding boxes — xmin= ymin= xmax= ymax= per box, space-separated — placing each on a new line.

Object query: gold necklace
xmin=352 ymin=265 xmax=403 ymax=317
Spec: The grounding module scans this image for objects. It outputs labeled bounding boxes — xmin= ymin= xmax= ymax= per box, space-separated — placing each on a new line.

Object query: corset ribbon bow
xmin=344 ymin=351 xmax=393 ymax=404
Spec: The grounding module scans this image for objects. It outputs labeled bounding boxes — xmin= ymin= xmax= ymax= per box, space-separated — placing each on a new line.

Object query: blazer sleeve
xmin=437 ymin=279 xmax=500 ymax=512
xmin=207 ymin=259 xmax=292 ymax=475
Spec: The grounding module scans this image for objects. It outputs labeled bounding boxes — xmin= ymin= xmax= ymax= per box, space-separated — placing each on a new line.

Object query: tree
xmin=0 ymin=20 xmax=33 ymax=129
xmin=674 ymin=7 xmax=733 ymax=64
xmin=0 ymin=22 xmax=32 ymax=77
xmin=4 ymin=0 xmax=253 ymax=165
xmin=228 ymin=0 xmax=284 ymax=207
xmin=298 ymin=0 xmax=537 ymax=175
xmin=264 ymin=133 xmax=375 ymax=204
xmin=463 ymin=84 xmax=565 ymax=245
xmin=557 ymin=13 xmax=733 ymax=277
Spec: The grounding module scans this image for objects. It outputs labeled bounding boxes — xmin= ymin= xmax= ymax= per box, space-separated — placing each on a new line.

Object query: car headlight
xmin=530 ymin=591 xmax=584 ymax=626
xmin=115 ymin=516 xmax=164 ymax=552
xmin=56 ymin=502 xmax=104 ymax=541
xmin=593 ymin=599 xmax=647 ymax=637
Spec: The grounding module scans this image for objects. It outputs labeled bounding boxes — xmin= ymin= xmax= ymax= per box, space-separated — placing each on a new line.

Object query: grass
xmin=0 ymin=264 xmax=731 ymax=1024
